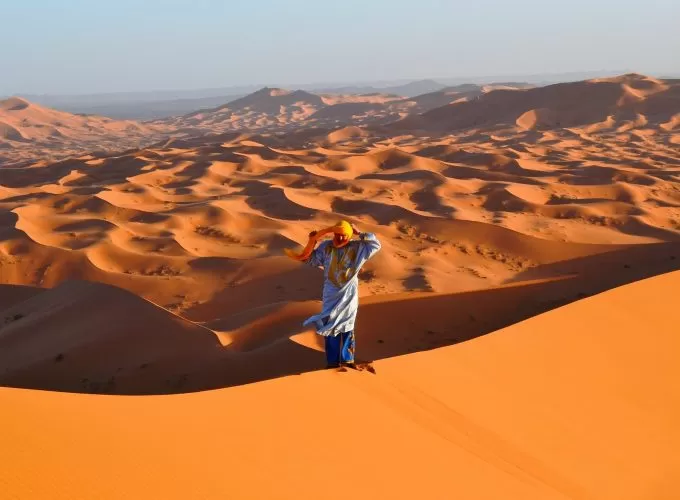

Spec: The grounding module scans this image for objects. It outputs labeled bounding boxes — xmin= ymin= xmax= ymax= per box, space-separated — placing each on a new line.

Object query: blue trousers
xmin=325 ymin=330 xmax=355 ymax=365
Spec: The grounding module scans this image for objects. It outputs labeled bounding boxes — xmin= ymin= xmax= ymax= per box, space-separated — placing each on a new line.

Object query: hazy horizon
xmin=6 ymin=69 xmax=659 ymax=99
xmin=3 ymin=0 xmax=679 ymax=96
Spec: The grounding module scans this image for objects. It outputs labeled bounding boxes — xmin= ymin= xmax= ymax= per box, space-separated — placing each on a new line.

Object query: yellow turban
xmin=334 ymin=220 xmax=353 ymax=239
xmin=284 ymin=220 xmax=354 ymax=261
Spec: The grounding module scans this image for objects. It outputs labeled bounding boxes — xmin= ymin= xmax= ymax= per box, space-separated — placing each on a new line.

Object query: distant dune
xmin=404 ymin=83 xmax=534 ymax=113
xmin=0 ymin=97 xmax=170 ymax=166
xmin=397 ymin=74 xmax=680 ymax=132
xmin=159 ymin=87 xmax=411 ymax=132
xmin=0 ymin=81 xmax=544 ymax=167
xmin=158 ymin=82 xmax=533 ymax=134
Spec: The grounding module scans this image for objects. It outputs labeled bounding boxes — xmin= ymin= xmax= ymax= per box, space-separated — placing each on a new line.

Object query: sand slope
xmin=0 ymin=270 xmax=678 ymax=499
xmin=0 ymin=280 xmax=224 ymax=393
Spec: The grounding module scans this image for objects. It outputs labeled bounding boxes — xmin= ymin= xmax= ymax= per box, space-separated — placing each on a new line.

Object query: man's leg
xmin=340 ymin=330 xmax=355 ymax=364
xmin=325 ymin=334 xmax=341 ymax=367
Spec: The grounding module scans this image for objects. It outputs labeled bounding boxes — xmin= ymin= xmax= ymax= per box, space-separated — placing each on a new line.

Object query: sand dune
xmin=159 ymin=87 xmax=411 ymax=133
xmin=158 ymin=83 xmax=534 ymax=135
xmin=1 ymin=72 xmax=679 ymax=498
xmin=407 ymin=83 xmax=535 ymax=114
xmin=0 ymin=97 xmax=171 ymax=166
xmin=1 ymin=270 xmax=678 ymax=499
xmin=399 ymin=73 xmax=680 ymax=132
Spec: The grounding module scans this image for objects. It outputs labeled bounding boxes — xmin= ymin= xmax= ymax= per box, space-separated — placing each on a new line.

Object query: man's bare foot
xmin=342 ymin=361 xmax=376 ymax=374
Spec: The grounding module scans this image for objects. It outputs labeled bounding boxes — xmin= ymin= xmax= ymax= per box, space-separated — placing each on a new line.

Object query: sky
xmin=2 ymin=0 xmax=679 ymax=95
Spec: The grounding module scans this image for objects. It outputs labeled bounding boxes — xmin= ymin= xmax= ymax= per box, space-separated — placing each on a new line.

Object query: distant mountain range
xmin=156 ymin=83 xmax=526 ymax=133
xmin=7 ymin=71 xmax=641 ymax=120
xmin=10 ymin=80 xmax=450 ymax=120
xmin=311 ymin=79 xmax=448 ymax=97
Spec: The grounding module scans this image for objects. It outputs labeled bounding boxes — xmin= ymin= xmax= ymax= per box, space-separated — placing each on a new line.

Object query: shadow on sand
xmin=0 ymin=242 xmax=678 ymax=395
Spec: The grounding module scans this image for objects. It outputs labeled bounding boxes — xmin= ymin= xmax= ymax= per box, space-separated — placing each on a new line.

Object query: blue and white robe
xmin=303 ymin=233 xmax=381 ymax=336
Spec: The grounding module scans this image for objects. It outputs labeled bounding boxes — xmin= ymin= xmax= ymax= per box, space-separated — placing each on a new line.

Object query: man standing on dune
xmin=285 ymin=220 xmax=381 ymax=369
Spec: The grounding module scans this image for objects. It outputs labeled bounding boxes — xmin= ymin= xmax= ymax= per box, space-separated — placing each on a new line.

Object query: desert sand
xmin=1 ymin=73 xmax=679 ymax=498
xmin=1 ymin=271 xmax=678 ymax=499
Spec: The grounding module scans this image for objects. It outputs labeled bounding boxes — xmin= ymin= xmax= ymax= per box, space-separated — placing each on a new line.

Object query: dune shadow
xmin=183 ymin=265 xmax=323 ymax=322
xmin=442 ymin=165 xmax=545 ymax=185
xmin=331 ymin=198 xmax=429 ymax=226
xmin=505 ymin=241 xmax=680 ymax=285
xmin=235 ymin=180 xmax=318 ymax=220
xmin=1 ymin=241 xmax=679 ymax=396
xmin=0 ymin=210 xmax=20 ymax=228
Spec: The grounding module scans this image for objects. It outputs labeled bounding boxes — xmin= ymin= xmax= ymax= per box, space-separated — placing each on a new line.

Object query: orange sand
xmin=1 ymin=73 xmax=679 ymax=498
xmin=0 ymin=271 xmax=678 ymax=499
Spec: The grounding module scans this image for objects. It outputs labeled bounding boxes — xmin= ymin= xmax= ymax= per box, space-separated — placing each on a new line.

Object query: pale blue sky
xmin=2 ymin=0 xmax=679 ymax=94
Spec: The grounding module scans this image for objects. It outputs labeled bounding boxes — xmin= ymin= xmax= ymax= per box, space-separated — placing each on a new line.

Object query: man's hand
xmin=351 ymin=224 xmax=362 ymax=238
xmin=309 ymin=230 xmax=318 ymax=238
